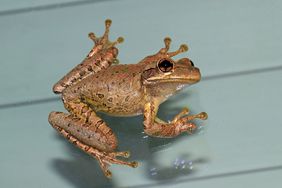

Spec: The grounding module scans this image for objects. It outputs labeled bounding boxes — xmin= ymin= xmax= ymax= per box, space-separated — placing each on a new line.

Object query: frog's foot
xmin=87 ymin=19 xmax=124 ymax=58
xmin=143 ymin=103 xmax=208 ymax=137
xmin=171 ymin=107 xmax=190 ymax=123
xmin=169 ymin=107 xmax=207 ymax=133
xmin=156 ymin=37 xmax=189 ymax=58
xmin=145 ymin=112 xmax=207 ymax=137
xmin=91 ymin=150 xmax=138 ymax=178
xmin=174 ymin=111 xmax=208 ymax=134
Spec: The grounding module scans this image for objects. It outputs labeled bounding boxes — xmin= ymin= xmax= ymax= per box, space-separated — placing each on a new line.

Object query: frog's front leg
xmin=48 ymin=103 xmax=137 ymax=178
xmin=143 ymin=102 xmax=208 ymax=138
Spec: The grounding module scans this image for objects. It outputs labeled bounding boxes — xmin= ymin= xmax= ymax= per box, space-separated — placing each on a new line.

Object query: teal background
xmin=1 ymin=0 xmax=282 ymax=187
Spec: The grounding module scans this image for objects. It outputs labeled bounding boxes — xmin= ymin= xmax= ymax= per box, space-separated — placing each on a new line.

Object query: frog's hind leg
xmin=48 ymin=111 xmax=138 ymax=178
xmin=53 ymin=19 xmax=124 ymax=94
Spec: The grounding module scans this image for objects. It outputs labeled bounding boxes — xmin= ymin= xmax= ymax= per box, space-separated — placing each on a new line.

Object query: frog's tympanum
xmin=48 ymin=19 xmax=207 ymax=178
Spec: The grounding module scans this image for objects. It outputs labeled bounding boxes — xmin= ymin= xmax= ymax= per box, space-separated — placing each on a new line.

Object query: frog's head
xmin=141 ymin=37 xmax=201 ymax=86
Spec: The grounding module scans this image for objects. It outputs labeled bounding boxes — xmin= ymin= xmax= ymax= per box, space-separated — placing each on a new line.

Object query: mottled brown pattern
xmin=125 ymin=96 xmax=130 ymax=102
xmin=49 ymin=19 xmax=207 ymax=178
xmin=97 ymin=93 xmax=104 ymax=98
xmin=95 ymin=120 xmax=104 ymax=128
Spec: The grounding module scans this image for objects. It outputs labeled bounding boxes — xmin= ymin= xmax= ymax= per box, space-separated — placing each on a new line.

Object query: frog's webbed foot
xmin=87 ymin=19 xmax=124 ymax=59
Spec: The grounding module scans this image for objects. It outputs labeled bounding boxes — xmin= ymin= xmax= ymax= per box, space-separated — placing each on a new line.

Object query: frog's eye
xmin=158 ymin=59 xmax=174 ymax=73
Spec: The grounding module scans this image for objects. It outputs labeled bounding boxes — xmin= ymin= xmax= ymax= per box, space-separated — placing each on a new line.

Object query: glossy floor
xmin=1 ymin=0 xmax=282 ymax=187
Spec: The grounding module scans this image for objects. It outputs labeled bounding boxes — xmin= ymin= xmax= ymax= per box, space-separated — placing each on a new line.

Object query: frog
xmin=48 ymin=19 xmax=208 ymax=178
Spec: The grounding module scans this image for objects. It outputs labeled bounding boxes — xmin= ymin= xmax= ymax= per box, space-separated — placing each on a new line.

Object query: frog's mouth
xmin=146 ymin=77 xmax=200 ymax=84
xmin=146 ymin=70 xmax=201 ymax=83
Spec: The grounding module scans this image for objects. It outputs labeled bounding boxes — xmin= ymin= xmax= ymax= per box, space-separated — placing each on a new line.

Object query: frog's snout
xmin=190 ymin=67 xmax=201 ymax=82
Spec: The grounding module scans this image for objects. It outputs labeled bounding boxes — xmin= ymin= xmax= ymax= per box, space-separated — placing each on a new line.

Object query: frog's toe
xmin=157 ymin=37 xmax=189 ymax=57
xmin=90 ymin=150 xmax=138 ymax=178
xmin=89 ymin=19 xmax=124 ymax=49
xmin=186 ymin=123 xmax=197 ymax=135
xmin=179 ymin=111 xmax=208 ymax=122
xmin=105 ymin=170 xmax=113 ymax=178
xmin=86 ymin=19 xmax=124 ymax=58
xmin=109 ymin=151 xmax=130 ymax=158
xmin=199 ymin=112 xmax=208 ymax=120
xmin=172 ymin=107 xmax=190 ymax=122
xmin=102 ymin=153 xmax=139 ymax=168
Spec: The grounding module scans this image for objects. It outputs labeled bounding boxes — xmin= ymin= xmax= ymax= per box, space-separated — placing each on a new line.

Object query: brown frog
xmin=48 ymin=19 xmax=207 ymax=178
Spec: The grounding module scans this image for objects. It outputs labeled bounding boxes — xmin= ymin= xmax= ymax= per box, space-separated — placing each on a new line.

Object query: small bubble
xmin=149 ymin=167 xmax=158 ymax=176
xmin=173 ymin=158 xmax=194 ymax=170
xmin=188 ymin=161 xmax=194 ymax=170
xmin=173 ymin=158 xmax=181 ymax=169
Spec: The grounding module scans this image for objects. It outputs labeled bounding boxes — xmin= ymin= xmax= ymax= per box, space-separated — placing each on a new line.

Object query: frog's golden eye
xmin=158 ymin=59 xmax=174 ymax=73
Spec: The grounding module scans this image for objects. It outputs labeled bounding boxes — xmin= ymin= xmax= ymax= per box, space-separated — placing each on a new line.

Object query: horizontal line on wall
xmin=0 ymin=0 xmax=109 ymax=16
xmin=203 ymin=65 xmax=282 ymax=81
xmin=0 ymin=96 xmax=60 ymax=109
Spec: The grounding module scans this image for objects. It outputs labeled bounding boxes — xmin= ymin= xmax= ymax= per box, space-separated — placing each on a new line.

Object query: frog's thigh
xmin=48 ymin=111 xmax=117 ymax=152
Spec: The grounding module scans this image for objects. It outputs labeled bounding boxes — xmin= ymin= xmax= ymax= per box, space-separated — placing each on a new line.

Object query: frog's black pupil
xmin=190 ymin=60 xmax=194 ymax=67
xmin=159 ymin=60 xmax=173 ymax=72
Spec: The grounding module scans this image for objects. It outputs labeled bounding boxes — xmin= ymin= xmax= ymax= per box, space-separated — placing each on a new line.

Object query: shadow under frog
xmin=50 ymin=91 xmax=209 ymax=188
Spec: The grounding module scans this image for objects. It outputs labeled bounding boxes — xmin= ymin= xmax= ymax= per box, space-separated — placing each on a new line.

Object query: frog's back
xmin=67 ymin=64 xmax=145 ymax=116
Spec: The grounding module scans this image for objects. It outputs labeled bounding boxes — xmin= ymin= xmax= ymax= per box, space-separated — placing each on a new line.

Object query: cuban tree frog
xmin=48 ymin=19 xmax=207 ymax=178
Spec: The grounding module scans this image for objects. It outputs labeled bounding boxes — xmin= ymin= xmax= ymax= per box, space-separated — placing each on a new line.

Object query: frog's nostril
xmin=190 ymin=60 xmax=194 ymax=67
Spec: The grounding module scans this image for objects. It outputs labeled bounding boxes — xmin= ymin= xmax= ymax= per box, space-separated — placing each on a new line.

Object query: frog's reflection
xmin=146 ymin=151 xmax=208 ymax=181
xmin=50 ymin=92 xmax=208 ymax=188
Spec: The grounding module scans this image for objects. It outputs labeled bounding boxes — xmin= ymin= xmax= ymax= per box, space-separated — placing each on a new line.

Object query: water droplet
xmin=143 ymin=135 xmax=149 ymax=139
xmin=173 ymin=158 xmax=194 ymax=170
xmin=149 ymin=167 xmax=158 ymax=176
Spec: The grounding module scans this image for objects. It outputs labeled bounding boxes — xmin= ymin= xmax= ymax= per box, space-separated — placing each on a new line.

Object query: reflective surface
xmin=1 ymin=0 xmax=282 ymax=187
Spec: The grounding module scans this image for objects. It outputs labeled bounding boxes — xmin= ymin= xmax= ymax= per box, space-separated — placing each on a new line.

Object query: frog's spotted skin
xmin=48 ymin=19 xmax=207 ymax=178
